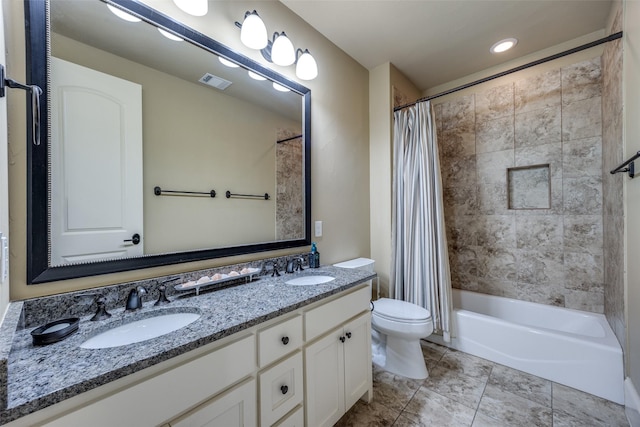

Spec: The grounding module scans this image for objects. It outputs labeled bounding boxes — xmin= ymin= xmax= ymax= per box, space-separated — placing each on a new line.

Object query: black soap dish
xmin=31 ymin=318 xmax=80 ymax=346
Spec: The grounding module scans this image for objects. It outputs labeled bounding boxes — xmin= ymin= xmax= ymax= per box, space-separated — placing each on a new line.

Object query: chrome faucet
xmin=125 ymin=286 xmax=147 ymax=311
xmin=286 ymin=257 xmax=305 ymax=274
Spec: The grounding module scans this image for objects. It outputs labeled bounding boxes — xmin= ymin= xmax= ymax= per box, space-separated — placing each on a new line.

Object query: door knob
xmin=346 ymin=332 xmax=352 ymax=339
xmin=281 ymin=336 xmax=290 ymax=345
xmin=124 ymin=233 xmax=141 ymax=245
xmin=281 ymin=385 xmax=288 ymax=395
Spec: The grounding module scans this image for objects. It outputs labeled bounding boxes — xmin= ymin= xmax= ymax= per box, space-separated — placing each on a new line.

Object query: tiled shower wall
xmin=602 ymin=2 xmax=625 ymax=351
xmin=436 ymin=57 xmax=607 ymax=313
xmin=276 ymin=128 xmax=304 ymax=240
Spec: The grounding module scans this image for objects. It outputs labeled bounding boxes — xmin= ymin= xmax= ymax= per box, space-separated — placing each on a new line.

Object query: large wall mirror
xmin=25 ymin=0 xmax=311 ymax=284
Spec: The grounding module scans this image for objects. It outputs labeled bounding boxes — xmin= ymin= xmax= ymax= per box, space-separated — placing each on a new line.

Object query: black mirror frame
xmin=24 ymin=0 xmax=311 ymax=284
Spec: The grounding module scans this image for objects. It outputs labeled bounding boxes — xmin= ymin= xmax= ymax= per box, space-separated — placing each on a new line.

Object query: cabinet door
xmin=304 ymin=328 xmax=345 ymax=427
xmin=170 ymin=379 xmax=256 ymax=427
xmin=343 ymin=312 xmax=372 ymax=409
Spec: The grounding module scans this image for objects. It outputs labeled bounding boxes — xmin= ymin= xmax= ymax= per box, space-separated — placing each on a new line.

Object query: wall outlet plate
xmin=314 ymin=221 xmax=322 ymax=237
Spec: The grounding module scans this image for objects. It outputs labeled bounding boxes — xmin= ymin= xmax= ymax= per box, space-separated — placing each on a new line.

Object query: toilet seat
xmin=373 ymin=298 xmax=431 ymax=324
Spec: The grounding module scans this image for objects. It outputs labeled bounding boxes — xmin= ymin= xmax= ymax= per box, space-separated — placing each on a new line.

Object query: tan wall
xmin=624 ymin=0 xmax=640 ymax=388
xmin=5 ymin=0 xmax=370 ymax=299
xmin=369 ymin=63 xmax=391 ymax=298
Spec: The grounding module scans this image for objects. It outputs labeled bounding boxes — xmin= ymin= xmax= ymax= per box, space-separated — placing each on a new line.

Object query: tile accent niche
xmin=435 ymin=57 xmax=606 ymax=313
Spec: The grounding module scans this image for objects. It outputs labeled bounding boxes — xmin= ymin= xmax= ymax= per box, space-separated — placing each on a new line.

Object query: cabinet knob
xmin=346 ymin=332 xmax=352 ymax=339
xmin=281 ymin=385 xmax=289 ymax=395
xmin=281 ymin=336 xmax=289 ymax=345
xmin=339 ymin=336 xmax=346 ymax=343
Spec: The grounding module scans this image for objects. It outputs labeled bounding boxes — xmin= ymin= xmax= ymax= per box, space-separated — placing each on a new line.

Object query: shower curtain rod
xmin=394 ymin=31 xmax=623 ymax=112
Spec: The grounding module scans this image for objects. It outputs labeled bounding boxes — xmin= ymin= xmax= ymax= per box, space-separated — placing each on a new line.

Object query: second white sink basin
xmin=285 ymin=275 xmax=335 ymax=286
xmin=80 ymin=312 xmax=200 ymax=349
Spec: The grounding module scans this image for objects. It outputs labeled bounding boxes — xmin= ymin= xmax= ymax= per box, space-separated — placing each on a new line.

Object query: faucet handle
xmin=262 ymin=260 xmax=281 ymax=277
xmin=90 ymin=296 xmax=112 ymax=321
xmin=155 ymin=285 xmax=171 ymax=306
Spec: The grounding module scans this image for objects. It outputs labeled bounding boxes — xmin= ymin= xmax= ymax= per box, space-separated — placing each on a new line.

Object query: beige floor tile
xmin=553 ymin=408 xmax=615 ymax=427
xmin=420 ymin=339 xmax=448 ymax=362
xmin=476 ymin=383 xmax=552 ymax=427
xmin=335 ymin=399 xmax=399 ymax=427
xmin=487 ymin=364 xmax=551 ymax=407
xmin=471 ymin=411 xmax=512 ymax=427
xmin=437 ymin=349 xmax=494 ymax=380
xmin=373 ymin=364 xmax=422 ymax=412
xmin=402 ymin=386 xmax=475 ymax=427
xmin=552 ymin=383 xmax=629 ymax=426
xmin=422 ymin=365 xmax=488 ymax=409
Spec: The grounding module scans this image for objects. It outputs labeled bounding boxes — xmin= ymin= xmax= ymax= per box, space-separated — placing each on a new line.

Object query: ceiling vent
xmin=198 ymin=73 xmax=232 ymax=90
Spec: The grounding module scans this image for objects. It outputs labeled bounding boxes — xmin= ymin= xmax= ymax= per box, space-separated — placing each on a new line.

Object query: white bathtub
xmin=427 ymin=289 xmax=624 ymax=404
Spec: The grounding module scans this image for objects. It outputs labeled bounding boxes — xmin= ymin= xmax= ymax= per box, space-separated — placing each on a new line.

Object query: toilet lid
xmin=373 ymin=298 xmax=431 ymax=322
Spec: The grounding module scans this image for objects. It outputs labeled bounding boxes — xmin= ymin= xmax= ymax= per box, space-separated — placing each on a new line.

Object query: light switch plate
xmin=314 ymin=221 xmax=322 ymax=237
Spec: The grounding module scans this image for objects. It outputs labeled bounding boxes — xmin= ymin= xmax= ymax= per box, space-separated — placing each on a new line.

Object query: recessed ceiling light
xmin=490 ymin=38 xmax=518 ymax=54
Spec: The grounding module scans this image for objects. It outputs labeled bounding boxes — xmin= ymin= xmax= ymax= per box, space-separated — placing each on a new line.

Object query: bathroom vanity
xmin=0 ymin=265 xmax=375 ymax=426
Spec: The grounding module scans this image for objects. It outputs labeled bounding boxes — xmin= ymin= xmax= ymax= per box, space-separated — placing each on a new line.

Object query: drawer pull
xmin=339 ymin=336 xmax=346 ymax=343
xmin=346 ymin=332 xmax=352 ymax=339
xmin=281 ymin=336 xmax=290 ymax=345
xmin=281 ymin=385 xmax=289 ymax=395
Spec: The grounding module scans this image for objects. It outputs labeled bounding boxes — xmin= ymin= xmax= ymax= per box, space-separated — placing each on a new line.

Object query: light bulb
xmin=240 ymin=11 xmax=268 ymax=50
xmin=295 ymin=49 xmax=318 ymax=80
xmin=219 ymin=57 xmax=239 ymax=68
xmin=271 ymin=32 xmax=295 ymax=66
xmin=173 ymin=0 xmax=208 ymax=16
xmin=248 ymin=71 xmax=266 ymax=81
xmin=107 ymin=4 xmax=141 ymax=22
xmin=272 ymin=82 xmax=290 ymax=92
xmin=158 ymin=28 xmax=183 ymax=41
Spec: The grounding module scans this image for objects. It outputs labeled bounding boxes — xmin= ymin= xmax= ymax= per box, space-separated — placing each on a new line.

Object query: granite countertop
xmin=0 ymin=265 xmax=375 ymax=424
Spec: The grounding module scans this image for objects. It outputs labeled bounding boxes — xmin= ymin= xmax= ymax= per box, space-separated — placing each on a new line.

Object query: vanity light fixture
xmin=490 ymin=38 xmax=518 ymax=53
xmin=272 ymin=82 xmax=290 ymax=92
xmin=239 ymin=10 xmax=268 ymax=50
xmin=270 ymin=32 xmax=296 ymax=66
xmin=295 ymin=48 xmax=318 ymax=80
xmin=157 ymin=28 xmax=183 ymax=41
xmin=219 ymin=57 xmax=239 ymax=68
xmin=173 ymin=0 xmax=208 ymax=17
xmin=235 ymin=10 xmax=318 ymax=80
xmin=107 ymin=4 xmax=141 ymax=22
xmin=248 ymin=71 xmax=267 ymax=81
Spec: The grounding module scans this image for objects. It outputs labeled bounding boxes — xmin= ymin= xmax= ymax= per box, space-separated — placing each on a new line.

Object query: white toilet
xmin=334 ymin=258 xmax=433 ymax=380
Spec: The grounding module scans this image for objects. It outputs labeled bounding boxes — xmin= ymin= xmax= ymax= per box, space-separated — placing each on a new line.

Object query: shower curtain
xmin=391 ymin=101 xmax=452 ymax=341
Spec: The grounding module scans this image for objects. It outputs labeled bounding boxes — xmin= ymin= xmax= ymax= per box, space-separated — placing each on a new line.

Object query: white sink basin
xmin=285 ymin=275 xmax=335 ymax=286
xmin=80 ymin=312 xmax=200 ymax=349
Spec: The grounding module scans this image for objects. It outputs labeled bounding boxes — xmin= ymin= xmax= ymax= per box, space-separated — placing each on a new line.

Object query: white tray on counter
xmin=174 ymin=268 xmax=261 ymax=295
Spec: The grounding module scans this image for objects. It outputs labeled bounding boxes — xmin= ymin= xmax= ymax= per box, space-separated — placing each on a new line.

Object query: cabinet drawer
xmin=259 ymin=352 xmax=304 ymax=426
xmin=258 ymin=315 xmax=303 ymax=367
xmin=273 ymin=406 xmax=304 ymax=427
xmin=305 ymin=285 xmax=370 ymax=341
xmin=43 ymin=335 xmax=256 ymax=427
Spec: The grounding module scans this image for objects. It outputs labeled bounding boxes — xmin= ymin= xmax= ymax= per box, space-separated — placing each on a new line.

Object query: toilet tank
xmin=333 ymin=258 xmax=375 ymax=272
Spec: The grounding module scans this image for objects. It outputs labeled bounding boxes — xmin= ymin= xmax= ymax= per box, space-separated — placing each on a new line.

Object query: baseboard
xmin=625 ymin=378 xmax=640 ymax=426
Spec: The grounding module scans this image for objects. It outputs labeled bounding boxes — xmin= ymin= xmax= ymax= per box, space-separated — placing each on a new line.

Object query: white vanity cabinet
xmin=168 ymin=378 xmax=257 ymax=427
xmin=304 ymin=313 xmax=371 ymax=427
xmin=8 ymin=283 xmax=372 ymax=427
xmin=304 ymin=285 xmax=373 ymax=427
